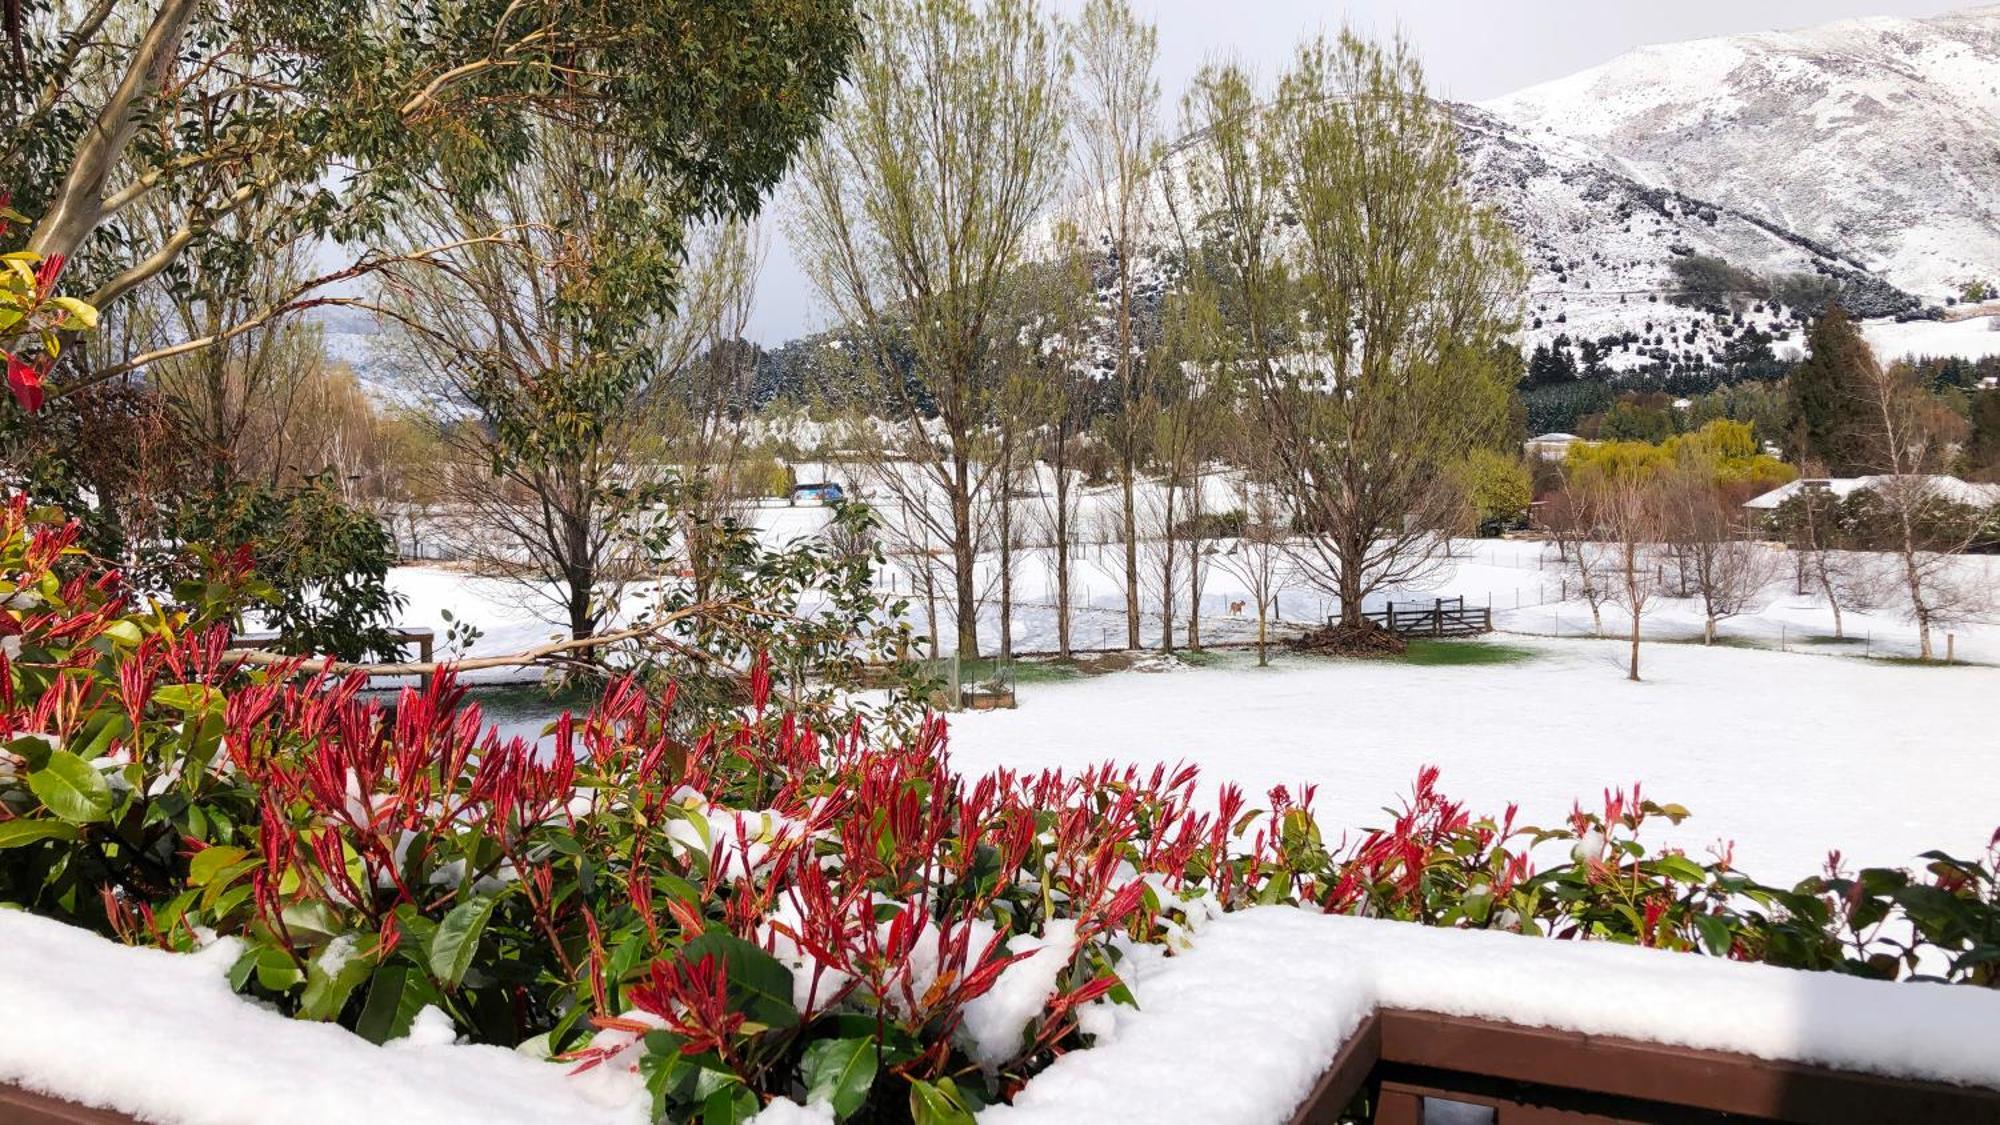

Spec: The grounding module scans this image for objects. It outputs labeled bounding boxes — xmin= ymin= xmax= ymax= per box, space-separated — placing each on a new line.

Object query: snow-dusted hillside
xmin=1055 ymin=7 xmax=2000 ymax=379
xmin=1452 ymin=106 xmax=1910 ymax=371
xmin=1486 ymin=4 xmax=2000 ymax=304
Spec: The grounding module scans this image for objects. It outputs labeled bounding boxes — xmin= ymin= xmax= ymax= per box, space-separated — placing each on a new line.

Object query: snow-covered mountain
xmin=1484 ymin=4 xmax=2000 ymax=305
xmin=1452 ymin=103 xmax=1916 ymax=372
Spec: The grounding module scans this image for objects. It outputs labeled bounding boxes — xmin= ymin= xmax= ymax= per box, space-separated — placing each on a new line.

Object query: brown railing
xmin=1289 ymin=1009 xmax=2000 ymax=1125
xmin=10 ymin=1008 xmax=1999 ymax=1125
xmin=0 ymin=1083 xmax=139 ymax=1124
xmin=1352 ymin=597 xmax=1493 ymax=637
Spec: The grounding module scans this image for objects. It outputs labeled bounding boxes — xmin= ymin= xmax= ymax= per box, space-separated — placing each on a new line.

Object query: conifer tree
xmin=1784 ymin=303 xmax=1872 ymax=474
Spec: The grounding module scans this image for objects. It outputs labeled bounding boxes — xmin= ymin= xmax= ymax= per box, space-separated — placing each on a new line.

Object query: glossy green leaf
xmin=801 ymin=1036 xmax=876 ymax=1120
xmin=27 ymin=750 xmax=113 ymax=824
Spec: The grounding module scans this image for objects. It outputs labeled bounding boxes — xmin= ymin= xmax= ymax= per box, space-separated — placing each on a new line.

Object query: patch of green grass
xmin=1172 ymin=648 xmax=1226 ymax=668
xmin=1401 ymin=639 xmax=1538 ymax=666
xmin=1008 ymin=659 xmax=1086 ymax=685
xmin=1872 ymin=654 xmax=1991 ymax=668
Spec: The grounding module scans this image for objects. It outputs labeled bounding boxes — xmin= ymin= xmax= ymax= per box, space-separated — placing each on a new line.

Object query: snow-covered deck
xmin=989 ymin=908 xmax=2000 ymax=1125
xmin=8 ymin=906 xmax=1997 ymax=1125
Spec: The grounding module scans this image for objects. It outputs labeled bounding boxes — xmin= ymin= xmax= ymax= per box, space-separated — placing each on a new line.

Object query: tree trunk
xmin=1159 ymin=488 xmax=1177 ymax=653
xmin=1818 ymin=563 xmax=1844 ymax=640
xmin=951 ymin=456 xmax=980 ymax=657
xmin=30 ymin=0 xmax=202 ymax=263
xmin=1186 ymin=477 xmax=1203 ymax=650
xmin=1628 ymin=614 xmax=1642 ymax=681
xmin=1054 ymin=470 xmax=1072 ymax=658
xmin=1122 ymin=468 xmax=1140 ymax=649
xmin=1337 ymin=535 xmax=1365 ymax=628
xmin=998 ymin=440 xmax=1014 ymax=658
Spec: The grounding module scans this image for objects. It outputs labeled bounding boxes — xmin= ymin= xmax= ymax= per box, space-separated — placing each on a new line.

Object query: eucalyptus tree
xmin=1183 ymin=33 xmax=1524 ymax=629
xmin=4 ymin=0 xmax=860 ymax=399
xmin=791 ymin=0 xmax=1070 ymax=657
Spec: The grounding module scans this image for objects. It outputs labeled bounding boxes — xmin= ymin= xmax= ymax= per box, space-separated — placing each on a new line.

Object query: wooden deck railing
xmin=1289 ymin=1009 xmax=2000 ymax=1124
xmin=9 ymin=1006 xmax=1998 ymax=1125
xmin=1350 ymin=597 xmax=1493 ymax=637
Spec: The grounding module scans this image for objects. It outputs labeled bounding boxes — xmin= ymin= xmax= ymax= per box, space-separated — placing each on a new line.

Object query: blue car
xmin=789 ymin=482 xmax=846 ymax=505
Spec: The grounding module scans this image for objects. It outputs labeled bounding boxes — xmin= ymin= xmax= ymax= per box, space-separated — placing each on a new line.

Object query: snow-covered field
xmin=944 ymin=637 xmax=2000 ymax=885
xmin=383 ymin=522 xmax=1997 ymax=887
xmin=392 ymin=527 xmax=2000 ymax=665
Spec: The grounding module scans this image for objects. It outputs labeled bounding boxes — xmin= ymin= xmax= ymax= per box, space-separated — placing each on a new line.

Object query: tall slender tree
xmin=1070 ymin=0 xmax=1161 ymax=651
xmin=1784 ymin=303 xmax=1872 ymax=474
xmin=791 ymin=0 xmax=1069 ymax=656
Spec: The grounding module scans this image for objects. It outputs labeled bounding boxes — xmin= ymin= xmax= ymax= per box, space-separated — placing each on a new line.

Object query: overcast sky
xmin=747 ymin=0 xmax=1972 ymax=345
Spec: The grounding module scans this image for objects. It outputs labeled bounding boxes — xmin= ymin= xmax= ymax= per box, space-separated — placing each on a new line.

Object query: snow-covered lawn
xmin=945 ymin=637 xmax=2000 ymax=884
xmin=390 ymin=533 xmax=2000 ymax=664
xmin=379 ymin=530 xmax=1997 ymax=884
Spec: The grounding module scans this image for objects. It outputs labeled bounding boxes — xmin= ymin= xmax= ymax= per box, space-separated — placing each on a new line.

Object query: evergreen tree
xmin=1526 ymin=341 xmax=1578 ymax=388
xmin=1784 ymin=304 xmax=1873 ymax=474
xmin=1968 ymin=389 xmax=2000 ymax=482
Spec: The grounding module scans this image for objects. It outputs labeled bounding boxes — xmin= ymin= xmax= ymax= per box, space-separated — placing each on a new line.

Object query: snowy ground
xmin=944 ymin=638 xmax=2000 ymax=885
xmin=391 ymin=532 xmax=2000 ymax=666
xmin=381 ymin=529 xmax=1997 ymax=885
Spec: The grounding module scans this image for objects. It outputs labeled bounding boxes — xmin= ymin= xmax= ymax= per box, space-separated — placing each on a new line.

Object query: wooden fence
xmin=1352 ymin=597 xmax=1493 ymax=637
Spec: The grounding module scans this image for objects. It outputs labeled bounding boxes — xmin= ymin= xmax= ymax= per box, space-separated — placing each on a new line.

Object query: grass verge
xmin=1401 ymin=638 xmax=1538 ymax=666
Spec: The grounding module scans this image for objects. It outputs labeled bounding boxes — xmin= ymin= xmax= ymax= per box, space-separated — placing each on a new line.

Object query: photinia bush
xmin=1 ymin=495 xmax=1995 ymax=1123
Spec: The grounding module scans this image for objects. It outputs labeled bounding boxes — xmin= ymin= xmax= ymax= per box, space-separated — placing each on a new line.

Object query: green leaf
xmin=355 ymin=964 xmax=446 ymax=1044
xmin=679 ymin=931 xmax=797 ymax=1030
xmin=49 ymin=296 xmax=98 ymax=329
xmin=1694 ymin=913 xmax=1735 ymax=956
xmin=254 ymin=944 xmax=305 ymax=992
xmin=302 ymin=937 xmax=377 ymax=1021
xmin=801 ymin=1037 xmax=877 ymax=1121
xmin=909 ymin=1078 xmax=977 ymax=1125
xmin=189 ymin=845 xmax=251 ymax=886
xmin=428 ymin=894 xmax=500 ymax=987
xmin=0 ymin=819 xmax=77 ymax=848
xmin=151 ymin=683 xmax=222 ymax=713
xmin=700 ymin=1083 xmax=758 ymax=1125
xmin=27 ymin=751 xmax=113 ymax=824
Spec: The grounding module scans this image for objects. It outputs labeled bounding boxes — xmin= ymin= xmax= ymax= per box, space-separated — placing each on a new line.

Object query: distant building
xmin=788 ymin=481 xmax=846 ymax=506
xmin=1524 ymin=433 xmax=1591 ymax=461
xmin=1742 ymin=475 xmax=2000 ymax=512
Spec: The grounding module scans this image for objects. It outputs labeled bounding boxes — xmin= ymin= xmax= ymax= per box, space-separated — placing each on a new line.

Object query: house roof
xmin=1742 ymin=475 xmax=2000 ymax=510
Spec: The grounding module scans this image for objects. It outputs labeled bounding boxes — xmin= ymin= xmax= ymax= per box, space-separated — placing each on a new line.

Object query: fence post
xmin=1947 ymin=634 xmax=1955 ymax=664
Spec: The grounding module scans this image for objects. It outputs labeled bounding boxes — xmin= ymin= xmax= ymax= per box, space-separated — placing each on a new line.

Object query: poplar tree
xmin=791 ymin=0 xmax=1069 ymax=657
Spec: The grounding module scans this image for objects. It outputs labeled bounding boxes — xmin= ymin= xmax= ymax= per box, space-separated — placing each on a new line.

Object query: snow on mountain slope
xmin=1452 ymin=105 xmax=1907 ymax=370
xmin=1485 ymin=4 xmax=2000 ymax=302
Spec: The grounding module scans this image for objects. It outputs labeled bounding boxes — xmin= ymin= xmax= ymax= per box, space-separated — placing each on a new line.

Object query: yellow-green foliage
xmin=732 ymin=452 xmax=796 ymax=499
xmin=1565 ymin=420 xmax=1795 ymax=490
xmin=1456 ymin=448 xmax=1532 ymax=525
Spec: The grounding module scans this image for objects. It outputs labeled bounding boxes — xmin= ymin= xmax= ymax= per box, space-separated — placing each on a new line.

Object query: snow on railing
xmin=984 ymin=908 xmax=2000 ymax=1125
